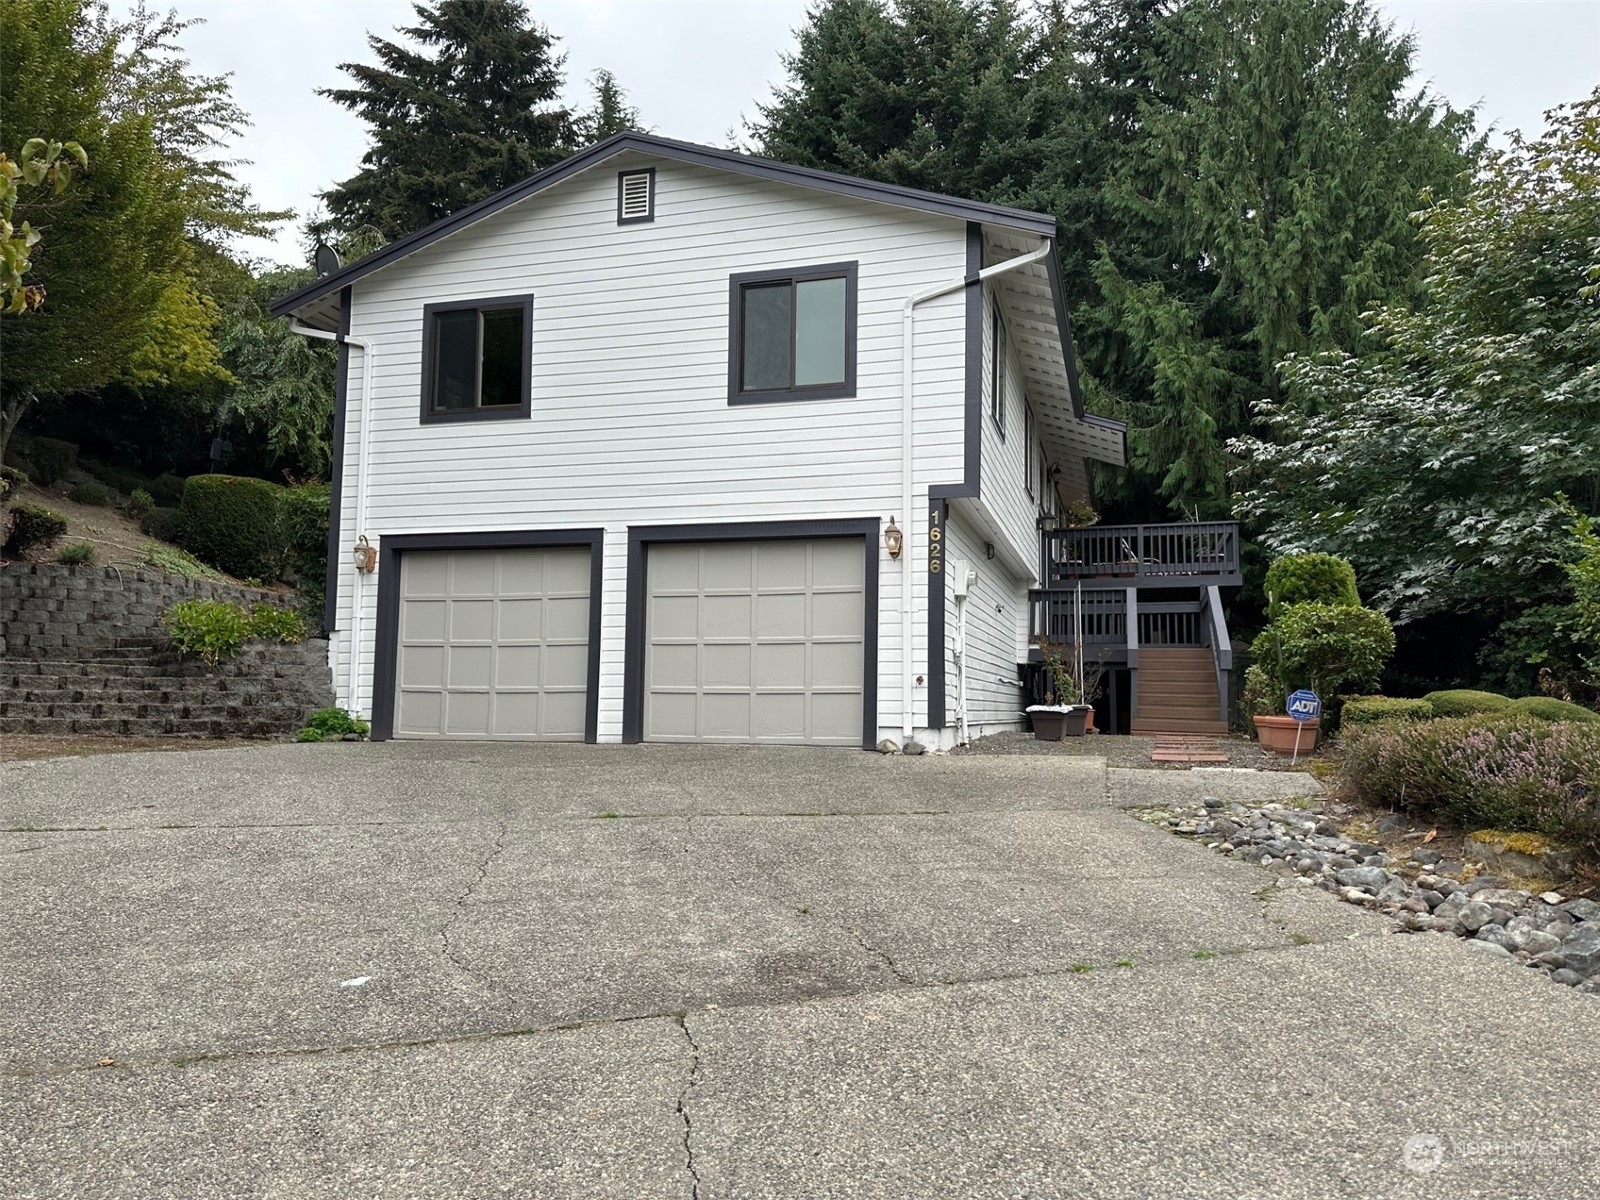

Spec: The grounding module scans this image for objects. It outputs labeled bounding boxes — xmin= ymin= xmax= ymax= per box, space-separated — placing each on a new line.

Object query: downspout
xmin=291 ymin=318 xmax=375 ymax=720
xmin=899 ymin=237 xmax=1053 ymax=740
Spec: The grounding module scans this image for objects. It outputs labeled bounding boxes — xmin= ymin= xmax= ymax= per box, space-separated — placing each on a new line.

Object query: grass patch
xmin=1191 ymin=950 xmax=1216 ymax=961
xmin=140 ymin=541 xmax=227 ymax=581
xmin=1114 ymin=958 xmax=1134 ymax=968
xmin=1071 ymin=962 xmax=1093 ymax=974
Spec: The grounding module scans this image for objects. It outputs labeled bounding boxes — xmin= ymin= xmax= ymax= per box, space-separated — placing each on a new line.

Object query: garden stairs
xmin=1 ymin=564 xmax=332 ymax=739
xmin=1129 ymin=648 xmax=1228 ymax=736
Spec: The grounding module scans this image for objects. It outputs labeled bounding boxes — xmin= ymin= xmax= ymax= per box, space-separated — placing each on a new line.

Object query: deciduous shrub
xmin=139 ymin=505 xmax=184 ymax=543
xmin=294 ymin=707 xmax=369 ymax=742
xmin=28 ymin=437 xmax=77 ymax=486
xmin=1508 ymin=696 xmax=1600 ymax=724
xmin=56 ymin=542 xmax=97 ymax=566
xmin=1265 ymin=553 xmax=1360 ymax=617
xmin=67 ymin=481 xmax=111 ymax=506
xmin=1422 ymin=689 xmax=1512 ymax=718
xmin=280 ymin=483 xmax=330 ymax=616
xmin=1240 ymin=663 xmax=1279 ymax=730
xmin=1341 ymin=696 xmax=1434 ymax=725
xmin=1341 ymin=715 xmax=1600 ymax=859
xmin=164 ymin=599 xmax=249 ymax=665
xmin=179 ymin=474 xmax=283 ymax=580
xmin=150 ymin=473 xmax=186 ymax=507
xmin=1 ymin=465 xmax=30 ymax=502
xmin=126 ymin=488 xmax=155 ymax=519
xmin=245 ymin=604 xmax=307 ymax=643
xmin=1253 ymin=602 xmax=1395 ymax=698
xmin=3 ymin=502 xmax=69 ymax=558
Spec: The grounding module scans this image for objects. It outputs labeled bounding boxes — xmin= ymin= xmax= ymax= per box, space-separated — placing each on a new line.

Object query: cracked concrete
xmin=3 ymin=742 xmax=1597 ymax=1198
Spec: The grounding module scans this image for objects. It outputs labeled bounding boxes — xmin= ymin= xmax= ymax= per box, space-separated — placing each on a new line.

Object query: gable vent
xmin=617 ymin=168 xmax=655 ymax=225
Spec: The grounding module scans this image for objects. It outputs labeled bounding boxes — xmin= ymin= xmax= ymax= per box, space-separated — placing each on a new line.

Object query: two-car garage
xmin=375 ymin=525 xmax=875 ymax=747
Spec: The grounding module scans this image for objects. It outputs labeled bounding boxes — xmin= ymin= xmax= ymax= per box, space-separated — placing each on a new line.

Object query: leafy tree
xmin=217 ymin=267 xmax=338 ymax=478
xmin=0 ymin=137 xmax=85 ymax=314
xmin=1232 ymin=89 xmax=1600 ymax=694
xmin=318 ymin=0 xmax=634 ymax=240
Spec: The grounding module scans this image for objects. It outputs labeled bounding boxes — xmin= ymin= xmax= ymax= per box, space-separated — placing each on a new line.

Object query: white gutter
xmin=291 ymin=318 xmax=375 ymax=721
xmin=898 ymin=237 xmax=1053 ymax=739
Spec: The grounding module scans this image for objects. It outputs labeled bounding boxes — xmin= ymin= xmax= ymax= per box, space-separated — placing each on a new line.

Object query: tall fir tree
xmin=317 ymin=0 xmax=577 ymax=241
xmin=574 ymin=69 xmax=643 ymax=145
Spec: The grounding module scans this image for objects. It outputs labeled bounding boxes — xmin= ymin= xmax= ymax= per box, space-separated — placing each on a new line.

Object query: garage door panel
xmin=545 ymin=595 xmax=591 ymax=641
xmin=448 ymin=599 xmax=495 ymax=641
xmin=394 ymin=546 xmax=590 ymax=741
xmin=812 ymin=591 xmax=863 ymax=639
xmin=401 ymin=600 xmax=447 ymax=643
xmin=702 ymin=643 xmax=751 ymax=689
xmin=754 ymin=642 xmax=805 ymax=689
xmin=812 ymin=641 xmax=863 ymax=689
xmin=496 ymin=598 xmax=543 ymax=641
xmin=645 ymin=538 xmax=865 ymax=746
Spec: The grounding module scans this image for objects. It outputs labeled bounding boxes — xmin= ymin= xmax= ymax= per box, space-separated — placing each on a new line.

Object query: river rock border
xmin=1136 ymin=795 xmax=1600 ymax=999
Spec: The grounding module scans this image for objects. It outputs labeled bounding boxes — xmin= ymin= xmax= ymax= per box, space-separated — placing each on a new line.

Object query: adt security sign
xmin=1286 ymin=689 xmax=1321 ymax=722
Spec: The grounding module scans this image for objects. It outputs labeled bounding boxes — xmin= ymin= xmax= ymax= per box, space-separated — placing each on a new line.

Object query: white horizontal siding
xmin=978 ymin=284 xmax=1047 ymax=576
xmin=330 ymin=152 xmax=969 ymax=737
xmin=942 ymin=508 xmax=1030 ymax=740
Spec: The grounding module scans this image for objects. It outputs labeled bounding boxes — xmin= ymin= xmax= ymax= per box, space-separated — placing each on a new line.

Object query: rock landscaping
xmin=1136 ymin=794 xmax=1600 ymax=999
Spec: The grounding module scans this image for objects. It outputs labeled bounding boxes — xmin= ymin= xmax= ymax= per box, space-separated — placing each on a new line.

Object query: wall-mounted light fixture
xmin=884 ymin=516 xmax=903 ymax=560
xmin=984 ymin=541 xmax=995 ymax=561
xmin=352 ymin=535 xmax=377 ymax=573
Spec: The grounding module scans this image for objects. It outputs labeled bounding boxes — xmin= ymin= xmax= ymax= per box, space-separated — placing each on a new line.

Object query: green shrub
xmin=67 ymin=481 xmax=111 ymax=506
xmin=179 ymin=474 xmax=284 ymax=580
xmin=150 ymin=473 xmax=186 ymax=507
xmin=1253 ymin=602 xmax=1395 ymax=698
xmin=127 ymin=488 xmax=155 ymax=519
xmin=245 ymin=604 xmax=308 ymax=643
xmin=164 ymin=599 xmax=250 ymax=665
xmin=1265 ymin=553 xmax=1360 ymax=617
xmin=0 ymin=464 xmax=28 ymax=502
xmin=29 ymin=437 xmax=77 ymax=486
xmin=1422 ymin=689 xmax=1513 ymax=718
xmin=1508 ymin=696 xmax=1600 ymax=724
xmin=1341 ymin=715 xmax=1600 ymax=860
xmin=1341 ymin=696 xmax=1434 ymax=726
xmin=56 ymin=542 xmax=98 ymax=566
xmin=141 ymin=541 xmax=226 ymax=581
xmin=1240 ymin=662 xmax=1279 ymax=730
xmin=280 ymin=483 xmax=330 ymax=617
xmin=139 ymin=505 xmax=184 ymax=543
xmin=295 ymin=706 xmax=369 ymax=742
xmin=3 ymin=502 xmax=69 ymax=558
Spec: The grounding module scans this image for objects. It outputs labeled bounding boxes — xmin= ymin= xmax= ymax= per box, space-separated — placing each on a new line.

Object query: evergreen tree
xmin=574 ymin=69 xmax=643 ymax=145
xmin=317 ymin=0 xmax=578 ymax=240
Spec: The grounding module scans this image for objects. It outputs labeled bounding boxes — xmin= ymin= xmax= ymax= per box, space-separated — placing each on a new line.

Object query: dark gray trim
xmin=621 ymin=519 xmax=880 ymax=749
xmin=926 ymin=498 xmax=948 ymax=729
xmin=369 ymin=528 xmax=606 ymax=744
xmin=418 ymin=294 xmax=535 ymax=424
xmin=616 ymin=166 xmax=655 ymax=224
xmin=323 ymin=286 xmax=352 ymax=633
xmin=270 ymin=132 xmax=1055 ymax=319
xmin=989 ymin=304 xmax=1007 ymax=440
xmin=1044 ymin=248 xmax=1086 ymax=419
xmin=726 ymin=261 xmax=858 ymax=404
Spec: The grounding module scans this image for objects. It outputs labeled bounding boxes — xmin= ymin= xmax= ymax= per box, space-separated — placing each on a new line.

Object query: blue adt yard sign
xmin=1286 ymin=689 xmax=1321 ymax=722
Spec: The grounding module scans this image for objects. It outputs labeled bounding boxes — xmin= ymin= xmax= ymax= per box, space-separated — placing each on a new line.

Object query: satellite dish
xmin=313 ymin=241 xmax=342 ymax=276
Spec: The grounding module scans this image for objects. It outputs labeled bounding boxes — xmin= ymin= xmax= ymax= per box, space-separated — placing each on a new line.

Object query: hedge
xmin=179 ymin=474 xmax=284 ymax=580
xmin=1421 ymin=689 xmax=1513 ymax=718
xmin=1341 ymin=696 xmax=1434 ymax=726
xmin=1507 ymin=696 xmax=1600 ymax=724
xmin=3 ymin=502 xmax=68 ymax=559
xmin=1265 ymin=553 xmax=1359 ymax=616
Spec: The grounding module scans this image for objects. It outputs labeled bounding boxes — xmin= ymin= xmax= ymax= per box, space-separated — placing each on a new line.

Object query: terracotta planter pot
xmin=1254 ymin=714 xmax=1320 ymax=757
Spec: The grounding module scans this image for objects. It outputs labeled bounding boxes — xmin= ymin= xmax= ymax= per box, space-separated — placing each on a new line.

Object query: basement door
xmin=644 ymin=539 xmax=864 ymax=745
xmin=393 ymin=547 xmax=589 ymax=739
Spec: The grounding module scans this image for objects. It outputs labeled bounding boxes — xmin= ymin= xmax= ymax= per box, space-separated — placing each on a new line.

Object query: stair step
xmin=1132 ymin=718 xmax=1229 ymax=735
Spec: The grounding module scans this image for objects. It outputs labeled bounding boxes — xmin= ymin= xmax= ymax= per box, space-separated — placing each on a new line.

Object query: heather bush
xmin=1341 ymin=715 xmax=1600 ymax=859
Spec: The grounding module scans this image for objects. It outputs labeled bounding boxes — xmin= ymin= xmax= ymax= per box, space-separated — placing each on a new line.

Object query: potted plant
xmin=1027 ymin=644 xmax=1092 ymax=739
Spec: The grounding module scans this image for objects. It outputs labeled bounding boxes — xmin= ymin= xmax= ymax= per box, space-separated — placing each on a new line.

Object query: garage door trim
xmin=371 ymin=529 xmax=605 ymax=742
xmin=622 ymin=519 xmax=879 ymax=748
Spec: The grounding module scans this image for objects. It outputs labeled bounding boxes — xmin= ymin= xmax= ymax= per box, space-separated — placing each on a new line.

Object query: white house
xmin=272 ymin=133 xmax=1138 ymax=750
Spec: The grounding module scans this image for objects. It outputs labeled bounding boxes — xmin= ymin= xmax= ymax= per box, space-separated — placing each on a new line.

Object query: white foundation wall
xmin=324 ymin=152 xmax=970 ymax=738
xmin=937 ymin=505 xmax=1031 ymax=744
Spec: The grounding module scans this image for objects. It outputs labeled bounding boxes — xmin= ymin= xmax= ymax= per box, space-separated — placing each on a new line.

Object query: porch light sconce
xmin=984 ymin=542 xmax=995 ymax=561
xmin=352 ymin=535 xmax=377 ymax=573
xmin=884 ymin=517 xmax=903 ymax=560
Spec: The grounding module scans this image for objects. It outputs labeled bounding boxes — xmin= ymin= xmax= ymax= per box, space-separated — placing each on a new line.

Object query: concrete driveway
xmin=2 ymin=743 xmax=1595 ymax=1198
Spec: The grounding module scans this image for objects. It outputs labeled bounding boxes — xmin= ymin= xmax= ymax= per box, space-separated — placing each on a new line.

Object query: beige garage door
xmin=394 ymin=548 xmax=589 ymax=739
xmin=646 ymin=539 xmax=864 ymax=745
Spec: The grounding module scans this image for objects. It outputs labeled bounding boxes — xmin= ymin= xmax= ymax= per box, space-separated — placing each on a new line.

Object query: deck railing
xmin=1028 ymin=587 xmax=1127 ymax=647
xmin=1041 ymin=521 xmax=1240 ymax=584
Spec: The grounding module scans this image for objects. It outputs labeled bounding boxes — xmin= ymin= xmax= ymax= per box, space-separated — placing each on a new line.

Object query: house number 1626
xmin=928 ymin=508 xmax=943 ymax=574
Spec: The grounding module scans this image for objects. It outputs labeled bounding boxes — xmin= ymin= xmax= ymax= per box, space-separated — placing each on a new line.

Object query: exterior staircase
xmin=1 ymin=638 xmax=329 ymax=738
xmin=1129 ymin=647 xmax=1228 ymax=735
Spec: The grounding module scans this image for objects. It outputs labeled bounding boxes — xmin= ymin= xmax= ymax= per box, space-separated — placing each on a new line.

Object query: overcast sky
xmin=131 ymin=0 xmax=1600 ymax=267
